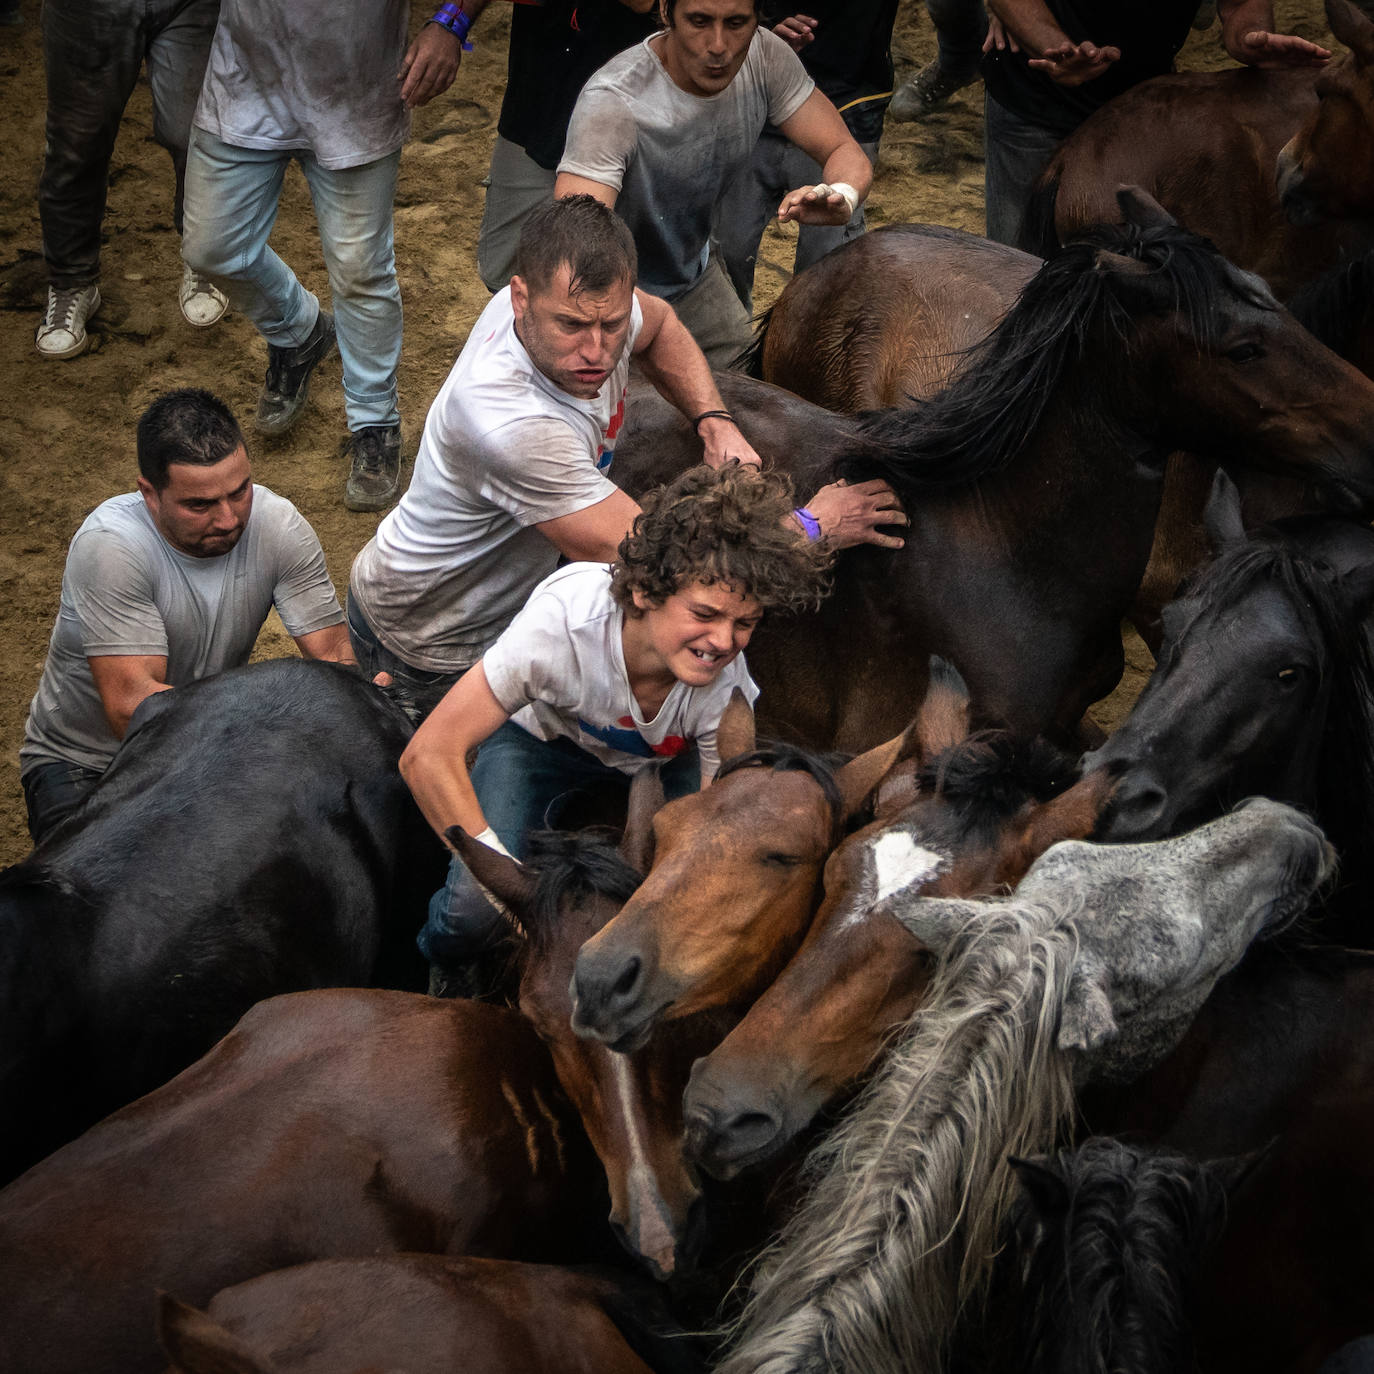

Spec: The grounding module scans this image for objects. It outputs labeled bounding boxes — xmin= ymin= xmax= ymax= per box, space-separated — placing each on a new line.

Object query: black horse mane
xmin=1287 ymin=249 xmax=1374 ymax=360
xmin=986 ymin=1138 xmax=1229 ymax=1374
xmin=837 ymin=220 xmax=1274 ymax=500
xmin=716 ymin=743 xmax=848 ymax=847
xmin=518 ymin=828 xmax=644 ymax=956
xmin=1169 ymin=537 xmax=1374 ymax=882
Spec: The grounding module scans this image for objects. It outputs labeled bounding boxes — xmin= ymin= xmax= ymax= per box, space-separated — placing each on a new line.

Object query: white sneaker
xmin=36 ymin=283 xmax=101 ymax=359
xmin=179 ymin=265 xmax=228 ymax=328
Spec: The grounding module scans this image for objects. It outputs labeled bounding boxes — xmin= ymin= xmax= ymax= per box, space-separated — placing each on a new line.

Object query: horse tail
xmin=1017 ymin=171 xmax=1062 ymax=259
xmin=716 ymin=905 xmax=1078 ymax=1374
xmin=733 ymin=306 xmax=774 ymax=377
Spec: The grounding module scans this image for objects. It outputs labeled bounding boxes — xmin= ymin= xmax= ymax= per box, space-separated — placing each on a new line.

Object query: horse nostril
xmin=612 ymin=955 xmax=642 ymax=1001
xmin=720 ymin=1108 xmax=782 ymax=1156
xmin=1110 ymin=776 xmax=1169 ymax=835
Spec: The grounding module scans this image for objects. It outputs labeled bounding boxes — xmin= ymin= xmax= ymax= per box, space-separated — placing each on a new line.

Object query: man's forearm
xmin=987 ymin=0 xmax=1073 ymax=57
xmin=636 ymin=304 xmax=729 ymax=420
xmin=1218 ymin=0 xmax=1275 ymax=57
xmin=819 ymin=145 xmax=874 ymax=207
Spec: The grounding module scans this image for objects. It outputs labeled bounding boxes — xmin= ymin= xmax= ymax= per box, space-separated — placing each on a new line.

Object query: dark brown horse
xmin=158 ymin=1258 xmax=701 ymax=1374
xmin=612 ymin=192 xmax=1374 ymax=756
xmin=1278 ymin=0 xmax=1374 ymax=229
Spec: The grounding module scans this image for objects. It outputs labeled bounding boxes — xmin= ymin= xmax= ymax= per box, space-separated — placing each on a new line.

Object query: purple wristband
xmin=794 ymin=507 xmax=822 ymax=542
xmin=429 ymin=2 xmax=473 ymax=48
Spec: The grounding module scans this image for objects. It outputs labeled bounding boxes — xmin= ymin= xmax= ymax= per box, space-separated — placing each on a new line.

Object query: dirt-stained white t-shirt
xmin=349 ymin=288 xmax=641 ymax=674
xmin=482 ymin=563 xmax=758 ymax=781
xmin=558 ymin=28 xmax=814 ymax=299
xmin=22 ymin=488 xmax=344 ymax=776
xmin=194 ymin=0 xmax=411 ymax=168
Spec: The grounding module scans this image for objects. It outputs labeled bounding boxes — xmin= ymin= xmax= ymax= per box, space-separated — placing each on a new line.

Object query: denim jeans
xmin=983 ymin=92 xmax=1067 ymax=247
xmin=181 ymin=128 xmax=403 ymax=430
xmin=717 ymin=127 xmax=879 ymax=312
xmin=420 ymin=722 xmax=699 ymax=966
xmin=346 ymin=592 xmax=463 ymax=724
xmin=21 ymin=759 xmax=105 ymax=846
xmin=39 ymin=0 xmax=219 ymax=287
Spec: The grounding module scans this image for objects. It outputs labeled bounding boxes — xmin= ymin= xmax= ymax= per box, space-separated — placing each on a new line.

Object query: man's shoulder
xmin=67 ymin=493 xmax=160 ymax=569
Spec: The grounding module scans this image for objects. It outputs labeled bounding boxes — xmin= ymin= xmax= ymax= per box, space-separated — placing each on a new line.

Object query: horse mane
xmin=0 ymin=859 xmax=91 ymax=908
xmin=716 ymin=744 xmax=848 ymax=847
xmin=717 ymin=898 xmax=1079 ymax=1374
xmin=920 ymin=732 xmax=1078 ymax=840
xmin=985 ymin=1138 xmax=1229 ymax=1374
xmin=836 ymin=221 xmax=1274 ymax=500
xmin=735 ymin=305 xmax=772 ymax=378
xmin=1287 ymin=250 xmax=1374 ymax=360
xmin=518 ymin=829 xmax=644 ymax=956
xmin=1169 ymin=537 xmax=1374 ymax=892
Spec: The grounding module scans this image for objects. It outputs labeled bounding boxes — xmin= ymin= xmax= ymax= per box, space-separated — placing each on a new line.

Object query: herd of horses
xmin=7 ymin=2 xmax=1374 ymax=1369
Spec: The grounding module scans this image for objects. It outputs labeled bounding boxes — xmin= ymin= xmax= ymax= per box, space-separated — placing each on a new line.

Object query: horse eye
xmin=1227 ymin=342 xmax=1264 ymax=363
xmin=1277 ymin=666 xmax=1304 ymax=687
xmin=762 ymin=851 xmax=802 ymax=868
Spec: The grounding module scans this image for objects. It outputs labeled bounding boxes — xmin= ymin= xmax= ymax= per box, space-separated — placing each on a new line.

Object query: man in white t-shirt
xmin=348 ymin=194 xmax=905 ymax=720
xmin=400 ymin=464 xmax=831 ymax=990
xmin=20 ymin=389 xmax=355 ymax=845
xmin=554 ymin=0 xmax=874 ymax=363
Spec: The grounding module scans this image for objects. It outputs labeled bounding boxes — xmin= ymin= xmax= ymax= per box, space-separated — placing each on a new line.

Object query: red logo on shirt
xmin=616 ymin=715 xmax=687 ymax=757
xmin=605 ymin=392 xmax=626 ymax=442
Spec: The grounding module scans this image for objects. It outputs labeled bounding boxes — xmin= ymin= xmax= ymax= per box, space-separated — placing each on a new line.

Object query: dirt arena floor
xmin=0 ymin=1 xmax=1334 ymax=864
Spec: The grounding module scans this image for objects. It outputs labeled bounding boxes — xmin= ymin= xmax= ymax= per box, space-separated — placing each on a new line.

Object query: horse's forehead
xmin=665 ymin=768 xmax=830 ymax=841
xmin=1172 ymin=581 xmax=1318 ymax=653
xmin=823 ymin=819 xmax=952 ymax=928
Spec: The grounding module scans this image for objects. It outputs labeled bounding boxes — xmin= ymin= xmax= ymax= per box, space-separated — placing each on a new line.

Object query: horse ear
xmin=871 ymin=658 xmax=973 ymax=819
xmin=1057 ymin=957 xmax=1119 ymax=1053
xmin=1008 ymin=1155 xmax=1071 ymax=1218
xmin=445 ymin=826 xmax=535 ymax=934
xmin=714 ymin=688 xmax=756 ymax=768
xmin=836 ymin=731 xmax=909 ymax=820
xmin=157 ymin=1291 xmax=279 ymax=1374
xmin=1202 ymin=468 xmax=1246 ymax=552
xmin=1115 ymin=185 xmax=1179 ymax=230
xmin=883 ymin=895 xmax=986 ymax=953
xmin=620 ymin=765 xmax=664 ymax=874
xmin=1327 ymin=0 xmax=1374 ymax=66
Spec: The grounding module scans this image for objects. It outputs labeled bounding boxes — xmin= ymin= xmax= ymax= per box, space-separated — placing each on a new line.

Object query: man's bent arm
xmin=554 ymin=173 xmax=619 ymax=208
xmin=631 ymin=289 xmax=763 ymax=468
xmin=536 ymin=488 xmax=644 ymax=564
xmin=776 ymin=90 xmax=874 ymax=226
xmin=294 ymin=621 xmax=357 ymax=666
xmin=88 ymin=654 xmax=173 ymax=740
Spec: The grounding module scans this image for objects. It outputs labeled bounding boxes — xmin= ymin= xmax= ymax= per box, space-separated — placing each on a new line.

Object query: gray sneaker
xmin=255 ymin=311 xmax=336 ymax=436
xmin=889 ymin=60 xmax=981 ymax=122
xmin=343 ymin=423 xmax=402 ymax=512
xmin=36 ymin=283 xmax=101 ymax=359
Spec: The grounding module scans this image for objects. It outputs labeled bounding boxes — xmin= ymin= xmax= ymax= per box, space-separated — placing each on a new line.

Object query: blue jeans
xmin=181 ymin=128 xmax=403 ymax=430
xmin=21 ymin=759 xmax=105 ymax=846
xmin=345 ymin=592 xmax=463 ymax=724
xmin=420 ymin=722 xmax=699 ymax=966
xmin=983 ymin=92 xmax=1066 ymax=247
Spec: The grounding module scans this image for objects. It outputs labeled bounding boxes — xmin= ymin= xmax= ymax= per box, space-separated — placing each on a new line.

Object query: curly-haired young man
xmin=400 ymin=463 xmax=830 ymax=990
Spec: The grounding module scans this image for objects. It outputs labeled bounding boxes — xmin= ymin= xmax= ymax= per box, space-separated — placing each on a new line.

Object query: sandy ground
xmin=0 ymin=2 xmax=1331 ymax=865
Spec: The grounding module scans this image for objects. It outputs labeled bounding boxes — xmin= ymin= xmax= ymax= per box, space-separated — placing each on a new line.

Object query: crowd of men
xmin=17 ymin=0 xmax=1329 ymax=991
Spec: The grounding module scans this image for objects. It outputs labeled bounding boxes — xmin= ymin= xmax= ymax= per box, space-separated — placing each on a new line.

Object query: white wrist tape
xmin=475 ymin=825 xmax=512 ymax=858
xmin=813 ymin=181 xmax=860 ymax=217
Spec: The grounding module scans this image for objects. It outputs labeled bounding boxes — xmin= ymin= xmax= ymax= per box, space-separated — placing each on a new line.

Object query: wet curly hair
xmin=611 ymin=464 xmax=832 ymax=617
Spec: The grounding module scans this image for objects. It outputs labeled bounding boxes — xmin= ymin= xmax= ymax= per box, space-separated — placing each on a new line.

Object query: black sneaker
xmin=343 ymin=424 xmax=402 ymax=512
xmin=255 ymin=311 xmax=336 ymax=436
xmin=888 ymin=60 xmax=981 ymax=122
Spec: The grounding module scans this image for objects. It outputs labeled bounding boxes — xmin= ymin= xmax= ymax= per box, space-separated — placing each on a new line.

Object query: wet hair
xmin=136 ymin=388 xmax=246 ymax=491
xmin=513 ymin=195 xmax=638 ymax=297
xmin=662 ymin=0 xmax=764 ymax=23
xmin=611 ymin=464 xmax=832 ymax=617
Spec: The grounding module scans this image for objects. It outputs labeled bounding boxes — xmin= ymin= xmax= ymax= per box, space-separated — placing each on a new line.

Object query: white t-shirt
xmin=22 ymin=488 xmax=344 ymax=775
xmin=194 ymin=0 xmax=411 ymax=169
xmin=482 ymin=563 xmax=759 ymax=781
xmin=558 ymin=29 xmax=814 ymax=299
xmin=350 ymin=288 xmax=642 ymax=674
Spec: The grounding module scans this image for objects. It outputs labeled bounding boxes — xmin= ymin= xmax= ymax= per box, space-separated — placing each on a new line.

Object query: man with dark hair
xmin=20 ymin=388 xmax=355 ymax=844
xmin=555 ymin=0 xmax=873 ymax=363
xmin=348 ymin=194 xmax=903 ymax=721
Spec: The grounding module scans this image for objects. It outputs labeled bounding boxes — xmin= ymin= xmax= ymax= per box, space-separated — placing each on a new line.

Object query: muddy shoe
xmin=343 ymin=423 xmax=402 ymax=512
xmin=889 ymin=60 xmax=980 ymax=122
xmin=36 ymin=283 xmax=101 ymax=359
xmin=255 ymin=311 xmax=336 ymax=436
xmin=178 ymin=264 xmax=228 ymax=328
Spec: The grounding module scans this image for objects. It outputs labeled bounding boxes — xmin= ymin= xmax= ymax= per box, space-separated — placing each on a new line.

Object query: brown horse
xmin=0 ymin=992 xmax=605 ymax=1374
xmin=158 ymin=1258 xmax=700 ymax=1374
xmin=569 ymin=669 xmax=963 ymax=1051
xmin=1277 ymin=0 xmax=1374 ymax=230
xmin=612 ymin=192 xmax=1374 ymax=756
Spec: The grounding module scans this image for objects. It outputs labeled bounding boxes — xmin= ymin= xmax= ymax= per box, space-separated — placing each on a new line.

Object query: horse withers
xmin=0 ymin=658 xmax=445 ymax=1182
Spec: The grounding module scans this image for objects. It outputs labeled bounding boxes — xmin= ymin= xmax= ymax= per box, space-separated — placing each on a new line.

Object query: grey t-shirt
xmin=21 ymin=488 xmax=345 ymax=776
xmin=194 ymin=0 xmax=411 ymax=169
xmin=558 ymin=29 xmax=814 ymax=300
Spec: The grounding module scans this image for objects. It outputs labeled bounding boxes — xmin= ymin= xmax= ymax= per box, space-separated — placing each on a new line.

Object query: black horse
xmin=0 ymin=658 xmax=443 ymax=1182
xmin=1088 ymin=472 xmax=1374 ymax=944
xmin=612 ymin=190 xmax=1374 ymax=752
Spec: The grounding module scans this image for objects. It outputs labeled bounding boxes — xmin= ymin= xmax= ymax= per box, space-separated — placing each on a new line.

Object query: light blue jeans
xmin=181 ymin=127 xmax=402 ymax=430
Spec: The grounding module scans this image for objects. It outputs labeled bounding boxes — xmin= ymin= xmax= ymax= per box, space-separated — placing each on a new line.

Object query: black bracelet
xmin=692 ymin=409 xmax=735 ymax=432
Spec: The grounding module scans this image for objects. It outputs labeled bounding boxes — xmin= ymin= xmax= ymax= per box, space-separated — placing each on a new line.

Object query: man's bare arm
xmin=88 ymin=654 xmax=173 ymax=740
xmin=1218 ymin=0 xmax=1330 ymax=66
xmin=293 ymin=621 xmax=356 ymax=666
xmin=553 ymin=172 xmax=620 ymax=208
xmin=536 ymin=488 xmax=645 ymax=564
xmin=775 ymin=90 xmax=874 ymax=226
